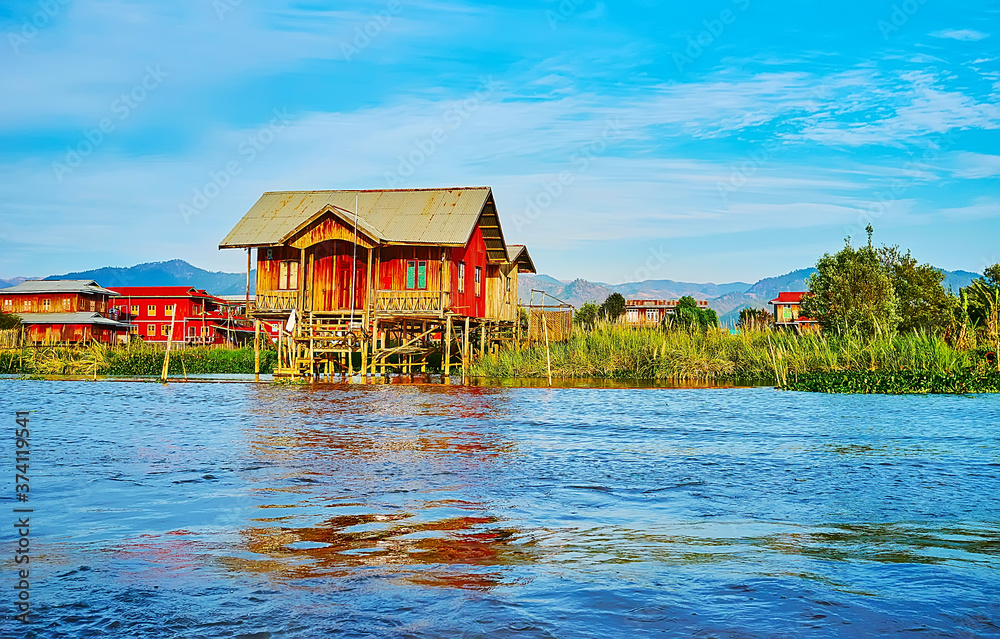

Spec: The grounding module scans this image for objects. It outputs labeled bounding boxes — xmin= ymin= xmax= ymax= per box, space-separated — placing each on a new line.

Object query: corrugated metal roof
xmin=16 ymin=312 xmax=130 ymax=327
xmin=110 ymin=286 xmax=213 ymax=299
xmin=219 ymin=188 xmax=493 ymax=249
xmin=505 ymin=245 xmax=536 ymax=273
xmin=0 ymin=280 xmax=119 ymax=296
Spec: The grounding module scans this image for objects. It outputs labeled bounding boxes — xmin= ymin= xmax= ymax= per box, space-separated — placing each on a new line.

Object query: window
xmin=505 ymin=274 xmax=511 ymax=293
xmin=418 ymin=261 xmax=427 ymax=289
xmin=201 ymin=326 xmax=208 ymax=337
xmin=161 ymin=324 xmax=171 ymax=336
xmin=148 ymin=305 xmax=156 ymax=317
xmin=782 ymin=307 xmax=792 ymax=321
xmin=188 ymin=326 xmax=197 ymax=337
xmin=22 ymin=300 xmax=32 ymax=312
xmin=130 ymin=305 xmax=139 ymax=316
xmin=89 ymin=300 xmax=95 ymax=311
xmin=458 ymin=262 xmax=466 ymax=293
xmin=474 ymin=266 xmax=482 ymax=297
xmin=406 ymin=260 xmax=416 ymax=289
xmin=130 ymin=325 xmax=139 ymax=334
xmin=147 ymin=324 xmax=156 ymax=336
xmin=2 ymin=299 xmax=10 ymax=309
xmin=266 ymin=248 xmax=273 ymax=260
xmin=42 ymin=299 xmax=51 ymax=311
xmin=165 ymin=304 xmax=174 ymax=316
xmin=193 ymin=304 xmax=201 ymax=315
xmin=278 ymin=261 xmax=299 ymax=290
xmin=646 ymin=309 xmax=657 ymax=321
xmin=63 ymin=298 xmax=72 ymax=310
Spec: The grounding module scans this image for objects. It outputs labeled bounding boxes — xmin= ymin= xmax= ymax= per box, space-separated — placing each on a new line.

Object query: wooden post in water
xmin=161 ymin=309 xmax=178 ymax=382
xmin=254 ymin=320 xmax=261 ymax=383
xmin=542 ymin=314 xmax=552 ymax=387
xmin=444 ymin=315 xmax=452 ymax=378
xmin=277 ymin=321 xmax=284 ymax=375
xmin=463 ymin=316 xmax=470 ymax=379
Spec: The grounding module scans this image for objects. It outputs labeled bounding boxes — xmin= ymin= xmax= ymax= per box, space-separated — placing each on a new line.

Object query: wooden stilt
xmin=444 ymin=315 xmax=452 ymax=378
xmin=463 ymin=316 xmax=470 ymax=378
xmin=254 ymin=319 xmax=261 ymax=383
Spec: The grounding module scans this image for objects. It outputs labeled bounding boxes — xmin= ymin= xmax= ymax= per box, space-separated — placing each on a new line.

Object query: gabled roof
xmin=505 ymin=245 xmax=536 ymax=273
xmin=770 ymin=291 xmax=807 ymax=304
xmin=110 ymin=286 xmax=215 ymax=299
xmin=16 ymin=312 xmax=130 ymax=327
xmin=219 ymin=187 xmax=502 ymax=251
xmin=0 ymin=280 xmax=119 ymax=296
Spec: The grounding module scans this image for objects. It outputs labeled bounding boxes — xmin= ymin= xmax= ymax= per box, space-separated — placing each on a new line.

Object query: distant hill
xmin=0 ymin=277 xmax=29 ymax=289
xmin=5 ymin=259 xmax=982 ymax=316
xmin=521 ymin=266 xmax=980 ymax=327
xmin=45 ymin=260 xmax=256 ymax=296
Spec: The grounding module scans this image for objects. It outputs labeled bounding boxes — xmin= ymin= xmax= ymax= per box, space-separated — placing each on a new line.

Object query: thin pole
xmin=254 ymin=319 xmax=261 ymax=382
xmin=542 ymin=314 xmax=552 ymax=387
xmin=350 ymin=194 xmax=359 ymax=327
xmin=463 ymin=316 xmax=470 ymax=379
xmin=246 ymin=248 xmax=251 ymax=305
xmin=161 ymin=307 xmax=177 ymax=382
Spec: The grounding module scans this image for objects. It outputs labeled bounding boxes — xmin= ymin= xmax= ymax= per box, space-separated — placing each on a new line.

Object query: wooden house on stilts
xmin=219 ymin=187 xmax=535 ymax=378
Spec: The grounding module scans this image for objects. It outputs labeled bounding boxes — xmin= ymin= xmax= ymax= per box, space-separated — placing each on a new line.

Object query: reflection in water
xmin=6 ymin=380 xmax=1000 ymax=637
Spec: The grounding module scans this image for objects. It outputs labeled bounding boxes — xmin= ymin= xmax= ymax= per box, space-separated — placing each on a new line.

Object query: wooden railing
xmin=374 ymin=290 xmax=443 ymax=314
xmin=253 ymin=290 xmax=297 ymax=312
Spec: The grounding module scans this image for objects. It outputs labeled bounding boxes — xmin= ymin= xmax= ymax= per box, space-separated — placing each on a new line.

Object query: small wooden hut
xmin=219 ymin=187 xmax=535 ymax=377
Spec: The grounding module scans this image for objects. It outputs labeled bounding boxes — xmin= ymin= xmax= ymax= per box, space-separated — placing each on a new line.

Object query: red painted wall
xmin=448 ymin=225 xmax=489 ymax=318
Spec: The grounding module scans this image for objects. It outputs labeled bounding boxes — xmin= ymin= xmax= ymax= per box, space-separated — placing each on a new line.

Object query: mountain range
xmin=1 ymin=260 xmax=982 ymax=326
xmin=36 ymin=260 xmax=256 ymax=296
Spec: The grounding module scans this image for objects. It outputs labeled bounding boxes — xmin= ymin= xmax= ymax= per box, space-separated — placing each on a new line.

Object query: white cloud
xmin=930 ymin=29 xmax=990 ymax=42
xmin=949 ymin=152 xmax=1000 ymax=179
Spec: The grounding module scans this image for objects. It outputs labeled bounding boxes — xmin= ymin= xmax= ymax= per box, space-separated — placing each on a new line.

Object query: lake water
xmin=2 ymin=380 xmax=999 ymax=637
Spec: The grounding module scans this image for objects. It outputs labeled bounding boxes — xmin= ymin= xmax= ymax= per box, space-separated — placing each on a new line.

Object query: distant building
xmin=623 ymin=298 xmax=709 ymax=326
xmin=0 ymin=280 xmax=130 ymax=344
xmin=769 ymin=292 xmax=820 ymax=333
xmin=108 ymin=286 xmax=253 ymax=345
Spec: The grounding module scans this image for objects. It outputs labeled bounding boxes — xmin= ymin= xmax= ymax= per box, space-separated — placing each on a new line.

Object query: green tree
xmin=965 ymin=263 xmax=1000 ymax=328
xmin=0 ymin=310 xmax=19 ymax=330
xmin=879 ymin=246 xmax=957 ymax=333
xmin=800 ymin=233 xmax=899 ymax=337
xmin=599 ymin=293 xmax=626 ymax=321
xmin=667 ymin=296 xmax=718 ymax=332
xmin=574 ymin=301 xmax=600 ymax=327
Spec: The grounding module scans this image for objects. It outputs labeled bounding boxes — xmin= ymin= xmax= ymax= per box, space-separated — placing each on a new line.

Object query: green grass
xmin=0 ymin=343 xmax=277 ymax=377
xmin=469 ymin=321 xmax=998 ymax=393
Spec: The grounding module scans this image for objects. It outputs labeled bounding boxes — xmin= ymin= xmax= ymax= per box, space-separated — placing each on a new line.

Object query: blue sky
xmin=1 ymin=0 xmax=998 ymax=284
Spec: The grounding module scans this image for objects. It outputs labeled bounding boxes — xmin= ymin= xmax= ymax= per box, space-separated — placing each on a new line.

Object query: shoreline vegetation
xmin=0 ymin=343 xmax=277 ymax=378
xmin=468 ymin=321 xmax=1000 ymax=394
xmin=0 ymin=328 xmax=997 ymax=393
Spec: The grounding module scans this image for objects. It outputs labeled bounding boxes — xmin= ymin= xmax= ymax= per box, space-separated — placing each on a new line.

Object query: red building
xmin=108 ymin=286 xmax=253 ymax=345
xmin=0 ymin=280 xmax=130 ymax=344
xmin=623 ymin=298 xmax=710 ymax=325
xmin=770 ymin=292 xmax=820 ymax=333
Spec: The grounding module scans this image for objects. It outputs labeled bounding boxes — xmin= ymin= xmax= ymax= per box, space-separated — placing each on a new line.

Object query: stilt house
xmin=219 ymin=187 xmax=535 ymax=377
